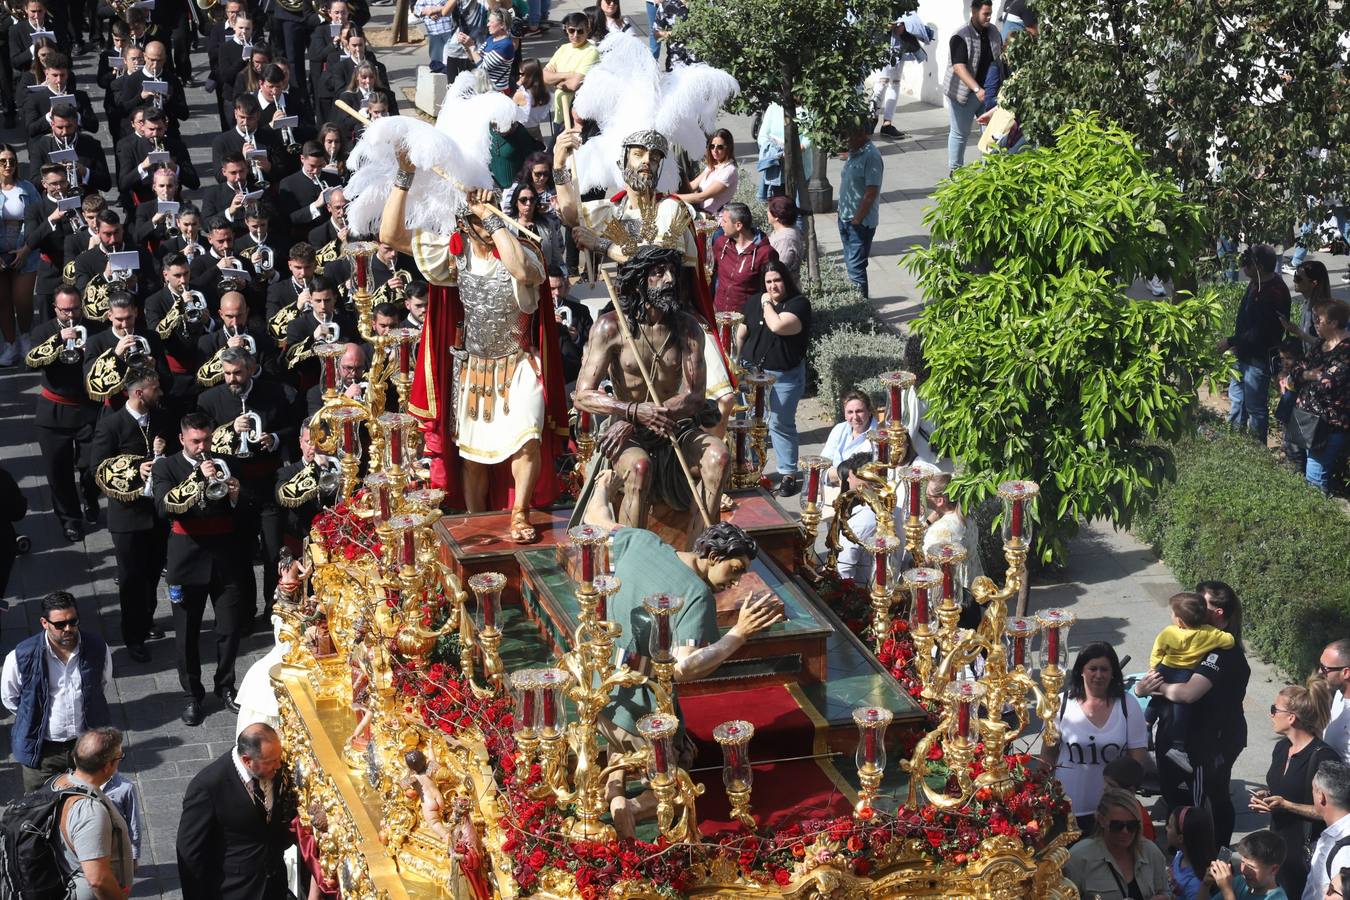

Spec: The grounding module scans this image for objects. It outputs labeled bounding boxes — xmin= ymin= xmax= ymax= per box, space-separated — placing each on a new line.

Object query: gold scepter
xmin=598 ymin=270 xmax=714 ymax=530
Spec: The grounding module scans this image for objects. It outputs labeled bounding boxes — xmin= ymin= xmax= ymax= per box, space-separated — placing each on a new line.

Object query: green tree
xmin=675 ymin=0 xmax=905 ymax=280
xmin=907 ymin=114 xmax=1228 ymax=566
xmin=1003 ymin=0 xmax=1350 ymax=257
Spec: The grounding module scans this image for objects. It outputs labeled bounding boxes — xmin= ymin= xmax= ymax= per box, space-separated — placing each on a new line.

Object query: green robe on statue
xmin=605 ymin=528 xmax=720 ymax=737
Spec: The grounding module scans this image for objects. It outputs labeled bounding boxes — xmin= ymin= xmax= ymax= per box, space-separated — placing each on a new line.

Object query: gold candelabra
xmin=713 ymin=720 xmax=755 ymax=829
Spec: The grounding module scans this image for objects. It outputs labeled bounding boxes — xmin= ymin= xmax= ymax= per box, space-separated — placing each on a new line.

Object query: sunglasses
xmin=565 ymin=26 xmax=586 ymax=34
xmin=709 ymin=143 xmax=728 ymax=150
xmin=1319 ymin=662 xmax=1347 ymax=674
xmin=1106 ymin=820 xmax=1141 ymax=833
xmin=517 ymin=196 xmax=538 ymax=205
xmin=45 ymin=618 xmax=79 ymax=630
xmin=1270 ymin=705 xmax=1291 ymax=716
xmin=0 ymin=158 xmax=16 ymax=165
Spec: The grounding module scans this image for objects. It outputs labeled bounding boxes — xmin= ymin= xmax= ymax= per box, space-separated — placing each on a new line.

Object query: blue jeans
xmin=645 ymin=1 xmax=659 ymax=56
xmin=527 ymin=0 xmax=551 ymax=25
xmin=764 ymin=361 xmax=806 ymax=475
xmin=946 ymin=92 xmax=982 ymax=172
xmin=1289 ymin=212 xmax=1350 ymax=267
xmin=1216 ymin=236 xmax=1240 ymax=282
xmin=1227 ymin=360 xmax=1272 ymax=445
xmin=1306 ymin=428 xmax=1347 ymax=493
xmin=838 ymin=221 xmax=876 ymax=298
xmin=427 ymin=32 xmax=450 ymax=68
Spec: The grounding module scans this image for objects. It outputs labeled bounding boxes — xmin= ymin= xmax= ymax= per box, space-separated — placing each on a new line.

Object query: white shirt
xmin=1326 ymin=691 xmax=1350 ymax=761
xmin=231 ymin=748 xmax=274 ymax=816
xmin=1053 ymin=696 xmax=1148 ymax=815
xmin=836 ymin=504 xmax=878 ymax=584
xmin=1305 ymin=812 xmax=1350 ymax=900
xmin=1 ymin=635 xmax=115 ymax=741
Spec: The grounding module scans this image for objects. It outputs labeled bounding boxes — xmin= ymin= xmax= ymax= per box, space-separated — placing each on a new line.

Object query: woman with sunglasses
xmin=510 ymin=186 xmax=564 ymax=274
xmin=676 ymin=128 xmax=738 ymax=218
xmin=0 ymin=144 xmax=39 ymax=367
xmin=1249 ymin=684 xmax=1339 ymax=898
xmin=1065 ymin=787 xmax=1170 ymax=900
xmin=590 ymin=0 xmax=634 ymax=38
xmin=1043 ymin=642 xmax=1149 ymax=837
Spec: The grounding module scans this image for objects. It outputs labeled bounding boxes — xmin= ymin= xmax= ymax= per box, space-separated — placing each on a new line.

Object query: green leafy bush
xmin=1134 ymin=426 xmax=1350 ymax=677
xmin=810 ymin=325 xmax=908 ymax=413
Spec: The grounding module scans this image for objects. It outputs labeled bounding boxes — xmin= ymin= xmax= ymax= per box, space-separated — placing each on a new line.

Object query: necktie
xmin=250 ymin=777 xmax=268 ymax=818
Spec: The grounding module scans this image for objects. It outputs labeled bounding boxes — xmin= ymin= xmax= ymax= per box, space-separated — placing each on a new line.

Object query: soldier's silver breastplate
xmin=459 ymin=262 xmax=526 ymax=358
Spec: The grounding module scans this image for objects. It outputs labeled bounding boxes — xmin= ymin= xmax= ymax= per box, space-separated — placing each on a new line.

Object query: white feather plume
xmin=572 ymin=32 xmax=740 ymax=194
xmin=345 ymin=76 xmax=517 ymax=236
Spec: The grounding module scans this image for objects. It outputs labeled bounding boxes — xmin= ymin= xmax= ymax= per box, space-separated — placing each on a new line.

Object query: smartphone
xmin=1246 ymin=786 xmax=1265 ymax=795
xmin=1217 ymin=846 xmax=1233 ymax=863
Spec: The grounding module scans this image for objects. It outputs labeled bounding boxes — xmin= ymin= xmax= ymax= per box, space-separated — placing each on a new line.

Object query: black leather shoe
xmin=147 ymin=627 xmax=166 ymax=640
xmin=127 ymin=643 xmax=150 ymax=663
xmin=181 ymin=700 xmax=205 ymax=726
xmin=83 ymin=501 xmax=99 ymax=524
xmin=216 ymin=689 xmax=241 ymax=713
xmin=63 ymin=525 xmax=82 ymax=543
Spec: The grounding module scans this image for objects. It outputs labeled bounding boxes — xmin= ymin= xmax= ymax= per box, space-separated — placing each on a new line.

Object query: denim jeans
xmin=838 ymin=221 xmax=876 ymax=298
xmin=764 ymin=361 xmax=806 ymax=475
xmin=1289 ymin=212 xmax=1350 ymax=268
xmin=528 ymin=0 xmax=551 ymax=26
xmin=1305 ymin=428 xmax=1347 ymax=494
xmin=427 ymin=32 xmax=450 ymax=68
xmin=645 ymin=1 xmax=659 ymax=56
xmin=1227 ymin=359 xmax=1272 ymax=445
xmin=1216 ymin=236 xmax=1240 ymax=283
xmin=946 ymin=92 xmax=983 ymax=172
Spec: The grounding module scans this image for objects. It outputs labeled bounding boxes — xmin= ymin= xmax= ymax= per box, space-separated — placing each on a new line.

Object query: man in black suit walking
xmin=177 ymin=723 xmax=295 ymax=899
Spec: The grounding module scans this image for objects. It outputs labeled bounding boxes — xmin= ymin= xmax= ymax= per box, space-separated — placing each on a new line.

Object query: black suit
xmin=90 ymin=406 xmax=177 ymax=646
xmin=189 ymin=249 xmax=258 ymax=297
xmin=196 ymin=323 xmax=279 ymax=381
xmin=176 ymin=750 xmax=295 ymax=900
xmin=25 ymin=133 xmax=112 ymax=194
xmin=283 ymin=307 xmax=357 ymax=388
xmin=144 ymin=286 xmax=219 ymax=410
xmin=72 ymin=246 xmax=155 ymax=307
xmin=197 ymin=377 xmax=299 ymax=608
xmin=9 ymin=18 xmax=70 ymax=74
xmin=22 ymin=194 xmax=80 ymax=302
xmin=25 ymin=318 xmax=102 ymax=531
xmin=21 ymin=88 xmax=100 ymax=139
xmin=276 ymin=168 xmax=340 ymax=232
xmin=149 ymin=0 xmax=195 ymax=82
xmin=152 ymin=451 xmax=252 ymax=700
xmin=113 ymin=69 xmax=190 ymax=129
xmin=275 ymin=458 xmax=335 ymax=552
xmin=198 ymin=182 xmax=252 ymax=230
xmin=115 ymin=133 xmax=201 ymax=206
xmin=210 ymin=126 xmax=284 ymax=185
xmin=131 ymin=198 xmax=186 ymax=247
xmin=82 ymin=326 xmax=171 ymax=405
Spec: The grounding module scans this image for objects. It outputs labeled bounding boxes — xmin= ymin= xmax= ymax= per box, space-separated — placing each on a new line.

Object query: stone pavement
xmin=0 ymin=7 xmax=1295 ymax=898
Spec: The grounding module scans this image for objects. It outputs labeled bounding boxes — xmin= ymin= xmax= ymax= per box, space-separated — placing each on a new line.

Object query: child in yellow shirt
xmin=1148 ymin=592 xmax=1235 ymax=774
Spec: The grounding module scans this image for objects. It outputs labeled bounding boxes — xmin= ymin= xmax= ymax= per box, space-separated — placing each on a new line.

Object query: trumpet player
xmin=283 ymin=277 xmax=355 ymax=387
xmin=276 ymin=426 xmax=339 ymax=555
xmin=190 ymin=217 xmax=258 ymax=295
xmin=278 ymin=143 xmax=341 ymax=238
xmin=145 ymin=254 xmax=215 ymax=410
xmin=156 ymin=206 xmax=207 ymax=265
xmin=25 ymin=285 xmax=102 ymax=543
xmin=72 ymin=210 xmax=152 ymax=307
xmin=238 ymin=204 xmax=284 ymax=286
xmin=83 ymin=293 xmax=169 ymax=403
xmin=25 ymin=105 xmax=111 ymax=194
xmin=199 ymin=155 xmax=253 ymax=233
xmin=152 ymin=412 xmax=248 ymax=727
xmin=210 ymin=95 xmax=280 ymax=188
xmin=22 ymin=164 xmax=73 ymax=330
xmin=197 ymin=292 xmax=278 ymax=383
xmin=197 ymin=348 xmax=299 ymax=619
xmin=117 ymin=108 xmax=201 ymax=214
xmin=90 ymin=368 xmax=177 ymax=662
xmin=114 ymin=41 xmax=189 ymax=132
xmin=20 ymin=54 xmax=99 ymax=140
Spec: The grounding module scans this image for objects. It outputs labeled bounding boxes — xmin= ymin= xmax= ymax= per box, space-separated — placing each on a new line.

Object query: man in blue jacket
xmin=1 ymin=591 xmax=114 ymax=790
xmin=1218 ymin=243 xmax=1290 ymax=446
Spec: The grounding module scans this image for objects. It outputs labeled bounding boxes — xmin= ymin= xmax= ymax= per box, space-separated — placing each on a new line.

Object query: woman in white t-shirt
xmin=677 ymin=128 xmax=739 ymax=216
xmin=1044 ymin=642 xmax=1149 ymax=835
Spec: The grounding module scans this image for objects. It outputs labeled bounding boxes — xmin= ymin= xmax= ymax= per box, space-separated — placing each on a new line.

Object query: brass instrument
xmin=250 ymin=241 xmax=275 ymax=278
xmin=372 ymin=269 xmax=412 ymax=308
xmin=58 ymin=324 xmax=87 ymax=365
xmin=203 ymin=455 xmax=232 ymax=501
xmin=126 ymin=335 xmax=152 ymax=363
xmin=155 ymin=288 xmax=207 ymax=338
xmin=243 ymin=128 xmax=267 ymax=187
xmin=276 ymin=458 xmax=339 ymax=508
xmin=95 ymin=453 xmax=150 ymax=503
xmin=237 ymin=405 xmax=264 ymax=458
xmin=195 ymin=0 xmax=217 ymax=9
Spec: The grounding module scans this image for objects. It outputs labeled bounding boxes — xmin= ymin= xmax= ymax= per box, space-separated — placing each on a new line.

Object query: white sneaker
xmin=17 ymin=334 xmax=31 ymax=358
xmin=1147 ymin=276 xmax=1168 ymax=297
xmin=0 ymin=342 xmax=17 ymax=367
xmin=1341 ymin=271 xmax=1350 ymax=284
xmin=1165 ymin=746 xmax=1194 ymax=774
xmin=1281 ymin=263 xmax=1298 ymax=276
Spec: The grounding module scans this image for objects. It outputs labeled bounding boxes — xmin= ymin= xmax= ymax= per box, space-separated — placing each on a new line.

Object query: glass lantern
xmin=945 ymin=677 xmax=987 ymax=741
xmin=535 ymin=668 xmax=567 ymax=738
xmin=926 ymin=541 xmax=967 ymax=604
xmin=637 ymin=713 xmax=679 ymax=779
xmin=997 ymin=480 xmax=1040 ymax=547
xmin=1035 ymin=608 xmax=1075 ymax=670
xmin=1004 ymin=616 xmax=1039 ymax=670
xmin=467 ymin=571 xmax=506 ymax=633
xmin=879 ymin=371 xmax=917 ymax=430
xmin=643 ymin=594 xmax=685 ymax=664
xmin=508 ymin=668 xmax=540 ymax=735
xmin=853 ymin=706 xmax=893 ymax=772
xmin=895 ymin=461 xmax=940 ymax=522
xmin=901 ymin=567 xmax=943 ymax=630
xmin=713 ymin=720 xmax=754 ymax=791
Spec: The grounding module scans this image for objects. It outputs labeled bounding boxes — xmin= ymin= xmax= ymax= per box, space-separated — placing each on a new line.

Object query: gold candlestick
xmin=853 ymin=706 xmax=892 ymax=816
xmin=642 ymin=594 xmax=684 ymax=716
xmin=713 ymin=720 xmax=755 ymax=829
xmin=467 ymin=572 xmax=507 ymax=693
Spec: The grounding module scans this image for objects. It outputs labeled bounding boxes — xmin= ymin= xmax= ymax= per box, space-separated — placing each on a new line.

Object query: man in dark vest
xmin=0 ymin=591 xmax=113 ymax=790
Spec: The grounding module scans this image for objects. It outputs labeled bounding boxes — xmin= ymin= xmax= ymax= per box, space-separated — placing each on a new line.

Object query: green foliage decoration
xmin=906 ymin=114 xmax=1229 ymax=566
xmin=1135 ymin=425 xmax=1350 ymax=677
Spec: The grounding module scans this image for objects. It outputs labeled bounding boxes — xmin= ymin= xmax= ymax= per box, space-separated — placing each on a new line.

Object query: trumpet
xmin=58 ymin=324 xmax=87 ymax=365
xmin=125 ymin=334 xmax=152 ymax=363
xmin=243 ymin=128 xmax=266 ymax=187
xmin=182 ymin=289 xmax=208 ymax=325
xmin=250 ymin=242 xmax=274 ymax=276
xmin=316 ymin=319 xmax=340 ymax=344
xmin=183 ymin=239 xmax=204 ymax=261
xmin=223 ymin=324 xmax=258 ymax=356
xmin=316 ymin=458 xmax=341 ymax=494
xmin=236 ymin=406 xmax=264 ymax=458
xmin=197 ymin=453 xmax=232 ymax=502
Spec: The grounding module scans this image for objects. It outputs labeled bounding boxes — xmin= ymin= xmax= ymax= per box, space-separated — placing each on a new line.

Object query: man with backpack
xmin=1 ymin=592 xmax=114 ymax=790
xmin=0 ymin=726 xmax=134 ymax=900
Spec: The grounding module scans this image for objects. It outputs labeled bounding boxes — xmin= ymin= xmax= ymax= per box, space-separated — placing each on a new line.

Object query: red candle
xmin=398 ymin=340 xmax=411 ymax=376
xmin=655 ymin=613 xmax=671 ymax=654
xmin=914 ymin=586 xmax=929 ymax=624
xmin=342 ymin=420 xmax=354 ymax=454
xmin=651 ymin=737 xmax=668 ymax=774
xmin=1012 ymin=636 xmax=1026 ymax=667
xmin=580 ymin=544 xmax=594 ymax=584
xmin=734 ymin=428 xmax=747 ymax=469
xmin=942 ymin=565 xmax=954 ymax=601
xmin=874 ymin=550 xmax=887 ymax=590
xmin=876 ymin=434 xmax=889 ymax=467
xmin=753 ymin=385 xmax=765 ymax=419
xmin=863 ymin=727 xmax=877 ymax=764
xmin=578 ymin=409 xmax=591 ymax=432
xmin=595 ymin=593 xmax=606 ymax=622
xmin=957 ymin=700 xmax=971 ymax=738
xmin=482 ymin=594 xmax=496 ymax=629
xmin=322 ymin=356 xmax=336 ymax=391
xmin=806 ymin=466 xmax=821 ymax=503
xmin=1046 ymin=625 xmax=1060 ymax=665
xmin=1011 ymin=497 xmax=1024 ymax=541
xmin=909 ymin=480 xmax=920 ymax=518
xmin=521 ymin=685 xmax=536 ymax=728
xmin=542 ymin=686 xmax=557 ymax=729
xmin=888 ymin=385 xmax=901 ymax=425
xmin=377 ymin=484 xmax=391 ymax=520
xmin=719 ymin=321 xmax=732 ymax=352
xmin=355 ymin=253 xmax=368 ymax=292
xmin=389 ymin=427 xmax=403 ymax=468
xmin=401 ymin=530 xmax=415 ymax=567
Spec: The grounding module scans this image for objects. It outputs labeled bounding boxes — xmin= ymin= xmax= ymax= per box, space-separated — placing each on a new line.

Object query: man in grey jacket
xmin=944 ymin=0 xmax=1003 ymax=172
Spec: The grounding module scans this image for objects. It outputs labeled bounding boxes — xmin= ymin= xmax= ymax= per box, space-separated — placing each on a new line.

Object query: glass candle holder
xmin=345 ymin=240 xmax=378 ymax=294
xmin=945 ymin=677 xmax=987 ymax=741
xmin=536 ymin=668 xmax=567 ymax=736
xmin=714 ymin=311 xmax=743 ymax=356
xmin=405 ymin=487 xmax=445 ymax=511
xmin=508 ymin=668 xmax=540 ymax=735
xmin=713 ymin=720 xmax=754 ymax=790
xmin=745 ymin=370 xmax=775 ymax=420
xmin=566 ymin=524 xmax=607 ymax=587
xmin=1004 ymin=616 xmax=1039 ymax=670
xmin=315 ymin=342 xmax=343 ymax=393
xmin=895 ymin=461 xmax=940 ymax=521
xmin=1035 ymin=608 xmax=1075 ymax=671
xmin=868 ymin=535 xmax=901 ymax=594
xmin=379 ymin=412 xmax=416 ymax=470
xmin=728 ymin=418 xmax=751 ymax=473
xmin=902 ymin=567 xmax=943 ymax=629
xmin=873 ymin=431 xmax=890 ymax=468
xmin=592 ymin=574 xmax=619 ymax=622
xmin=467 ymin=571 xmax=506 ymax=632
xmin=385 ymin=512 xmax=421 ymax=569
xmin=798 ymin=455 xmax=831 ymax=509
xmin=997 ymin=480 xmax=1040 ymax=547
xmin=637 ymin=713 xmax=679 ymax=779
xmin=364 ymin=472 xmax=392 ymax=521
xmin=643 ymin=594 xmax=685 ymax=664
xmin=926 ymin=541 xmax=967 ymax=604
xmin=853 ymin=706 xmax=893 ymax=771
xmin=389 ymin=326 xmax=419 ymax=378
xmin=879 ymin=371 xmax=917 ymax=427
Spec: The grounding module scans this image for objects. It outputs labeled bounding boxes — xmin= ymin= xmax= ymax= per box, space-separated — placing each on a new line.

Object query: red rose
xmin=773 ymin=868 xmax=791 ymax=886
xmin=527 ymin=848 xmax=548 ymax=870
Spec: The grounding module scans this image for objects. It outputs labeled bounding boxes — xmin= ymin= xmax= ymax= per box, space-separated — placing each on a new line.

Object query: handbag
xmin=1287 ymin=404 xmax=1329 ymax=450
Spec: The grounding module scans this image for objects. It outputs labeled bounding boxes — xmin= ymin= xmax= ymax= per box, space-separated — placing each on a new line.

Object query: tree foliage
xmin=907 ymin=114 xmax=1229 ymax=566
xmin=1003 ymin=0 xmax=1350 ymax=253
